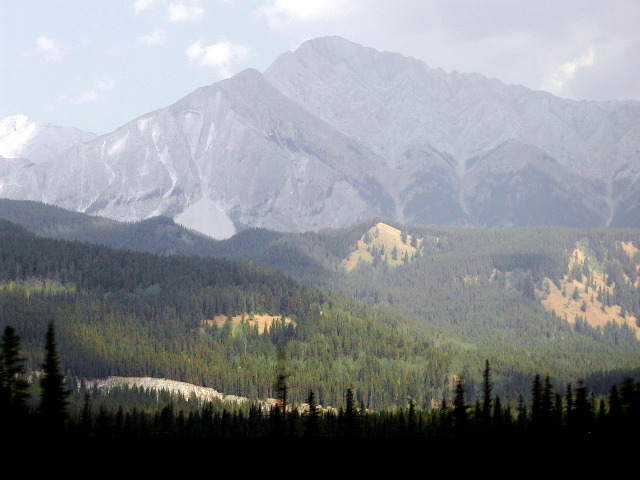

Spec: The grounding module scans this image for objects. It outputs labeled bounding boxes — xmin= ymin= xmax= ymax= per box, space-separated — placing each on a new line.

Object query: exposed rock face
xmin=2 ymin=37 xmax=640 ymax=236
xmin=85 ymin=376 xmax=251 ymax=406
xmin=265 ymin=36 xmax=640 ymax=229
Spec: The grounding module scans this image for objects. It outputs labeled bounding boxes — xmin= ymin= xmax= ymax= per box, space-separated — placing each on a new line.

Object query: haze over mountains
xmin=2 ymin=36 xmax=639 ymax=238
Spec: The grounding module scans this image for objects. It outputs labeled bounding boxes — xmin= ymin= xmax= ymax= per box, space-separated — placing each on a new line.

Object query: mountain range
xmin=2 ymin=36 xmax=639 ymax=238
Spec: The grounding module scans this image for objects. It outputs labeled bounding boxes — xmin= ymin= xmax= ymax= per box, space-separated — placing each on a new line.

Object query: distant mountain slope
xmin=0 ymin=114 xmax=96 ymax=165
xmin=1 ymin=68 xmax=393 ymax=237
xmin=0 ymin=198 xmax=225 ymax=256
xmin=462 ymin=140 xmax=608 ymax=226
xmin=265 ymin=37 xmax=640 ymax=228
xmin=266 ymin=36 xmax=640 ymax=180
xmin=2 ymin=37 xmax=640 ymax=235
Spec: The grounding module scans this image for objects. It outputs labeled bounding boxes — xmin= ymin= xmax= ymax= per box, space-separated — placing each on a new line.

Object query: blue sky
xmin=2 ymin=0 xmax=639 ymax=135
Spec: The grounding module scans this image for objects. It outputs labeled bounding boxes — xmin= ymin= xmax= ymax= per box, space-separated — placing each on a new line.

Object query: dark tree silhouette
xmin=305 ymin=389 xmax=320 ymax=437
xmin=573 ymin=380 xmax=593 ymax=436
xmin=273 ymin=346 xmax=289 ymax=436
xmin=482 ymin=359 xmax=493 ymax=428
xmin=39 ymin=321 xmax=70 ymax=434
xmin=452 ymin=378 xmax=468 ymax=435
xmin=343 ymin=387 xmax=358 ymax=437
xmin=531 ymin=374 xmax=543 ymax=430
xmin=0 ymin=325 xmax=30 ymax=433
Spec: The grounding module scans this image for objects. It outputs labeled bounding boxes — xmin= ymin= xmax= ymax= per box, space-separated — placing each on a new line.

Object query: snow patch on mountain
xmin=0 ymin=115 xmax=38 ymax=158
xmin=174 ymin=195 xmax=236 ymax=239
xmin=108 ymin=132 xmax=129 ymax=156
xmin=0 ymin=114 xmax=96 ymax=165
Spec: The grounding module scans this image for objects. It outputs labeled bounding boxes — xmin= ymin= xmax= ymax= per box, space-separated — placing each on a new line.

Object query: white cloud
xmin=542 ymin=51 xmax=596 ymax=97
xmin=186 ymin=39 xmax=250 ymax=77
xmin=258 ymin=0 xmax=355 ymax=24
xmin=567 ymin=38 xmax=640 ymax=100
xmin=94 ymin=77 xmax=116 ymax=92
xmin=135 ymin=0 xmax=204 ymax=22
xmin=253 ymin=0 xmax=640 ymax=101
xmin=134 ymin=0 xmax=156 ymax=14
xmin=168 ymin=1 xmax=204 ymax=22
xmin=137 ymin=29 xmax=167 ymax=48
xmin=61 ymin=77 xmax=116 ymax=105
xmin=36 ymin=35 xmax=65 ymax=63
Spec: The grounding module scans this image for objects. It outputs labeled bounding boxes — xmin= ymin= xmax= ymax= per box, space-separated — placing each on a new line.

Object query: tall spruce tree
xmin=452 ymin=378 xmax=468 ymax=436
xmin=343 ymin=387 xmax=358 ymax=437
xmin=607 ymin=384 xmax=623 ymax=433
xmin=516 ymin=394 xmax=528 ymax=431
xmin=541 ymin=376 xmax=554 ymax=429
xmin=407 ymin=398 xmax=417 ymax=437
xmin=573 ymin=380 xmax=592 ymax=436
xmin=273 ymin=346 xmax=289 ymax=436
xmin=531 ymin=374 xmax=543 ymax=430
xmin=0 ymin=325 xmax=30 ymax=432
xmin=482 ymin=359 xmax=493 ymax=428
xmin=305 ymin=389 xmax=320 ymax=437
xmin=39 ymin=321 xmax=70 ymax=434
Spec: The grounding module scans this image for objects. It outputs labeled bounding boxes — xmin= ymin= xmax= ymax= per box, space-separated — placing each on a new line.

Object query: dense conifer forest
xmin=1 ymin=200 xmax=640 ymax=438
xmin=0 ymin=219 xmax=452 ymax=408
xmin=210 ymin=222 xmax=640 ymax=390
xmin=2 ymin=327 xmax=639 ymax=441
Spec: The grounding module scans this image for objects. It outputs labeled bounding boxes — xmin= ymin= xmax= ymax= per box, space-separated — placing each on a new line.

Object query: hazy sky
xmin=2 ymin=0 xmax=639 ymax=134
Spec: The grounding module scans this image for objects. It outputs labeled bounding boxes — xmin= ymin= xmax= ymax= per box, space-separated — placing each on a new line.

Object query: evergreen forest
xmin=1 ymin=199 xmax=640 ymax=440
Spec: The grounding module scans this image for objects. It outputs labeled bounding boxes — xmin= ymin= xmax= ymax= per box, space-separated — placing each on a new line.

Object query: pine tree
xmin=343 ymin=387 xmax=358 ymax=437
xmin=492 ymin=395 xmax=503 ymax=432
xmin=452 ymin=378 xmax=468 ymax=436
xmin=573 ymin=380 xmax=592 ymax=437
xmin=0 ymin=325 xmax=30 ymax=433
xmin=607 ymin=384 xmax=623 ymax=433
xmin=305 ymin=389 xmax=320 ymax=437
xmin=541 ymin=376 xmax=554 ymax=429
xmin=273 ymin=346 xmax=289 ymax=437
xmin=39 ymin=321 xmax=70 ymax=434
xmin=516 ymin=394 xmax=528 ymax=431
xmin=438 ymin=394 xmax=450 ymax=433
xmin=481 ymin=359 xmax=493 ymax=428
xmin=80 ymin=391 xmax=92 ymax=437
xmin=531 ymin=374 xmax=543 ymax=430
xmin=407 ymin=398 xmax=417 ymax=437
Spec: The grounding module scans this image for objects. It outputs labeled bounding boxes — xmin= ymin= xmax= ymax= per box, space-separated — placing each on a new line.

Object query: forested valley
xmin=3 ymin=326 xmax=639 ymax=441
xmin=0 ymin=218 xmax=452 ymax=409
xmin=1 ymin=200 xmax=640 ymax=439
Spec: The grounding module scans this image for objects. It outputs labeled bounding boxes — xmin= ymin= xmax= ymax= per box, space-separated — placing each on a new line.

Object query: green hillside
xmin=209 ymin=221 xmax=640 ymax=395
xmin=0 ymin=219 xmax=453 ymax=408
xmin=2 ymin=201 xmax=640 ymax=403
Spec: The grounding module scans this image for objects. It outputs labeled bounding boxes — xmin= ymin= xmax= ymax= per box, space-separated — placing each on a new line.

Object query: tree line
xmin=3 ymin=330 xmax=639 ymax=440
xmin=1 ymin=322 xmax=70 ymax=438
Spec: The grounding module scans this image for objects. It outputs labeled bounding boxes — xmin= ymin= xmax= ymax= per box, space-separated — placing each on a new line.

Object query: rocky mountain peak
xmin=2 ymin=37 xmax=640 ymax=236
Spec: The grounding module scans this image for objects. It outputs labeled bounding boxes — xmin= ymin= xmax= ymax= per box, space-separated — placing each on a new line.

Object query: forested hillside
xmin=1 ymin=201 xmax=640 ymax=404
xmin=0 ymin=199 xmax=226 ymax=256
xmin=207 ymin=221 xmax=640 ymax=396
xmin=0 ymin=219 xmax=453 ymax=408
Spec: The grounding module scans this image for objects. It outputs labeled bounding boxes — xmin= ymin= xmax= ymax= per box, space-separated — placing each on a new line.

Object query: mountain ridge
xmin=2 ymin=36 xmax=639 ymax=237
